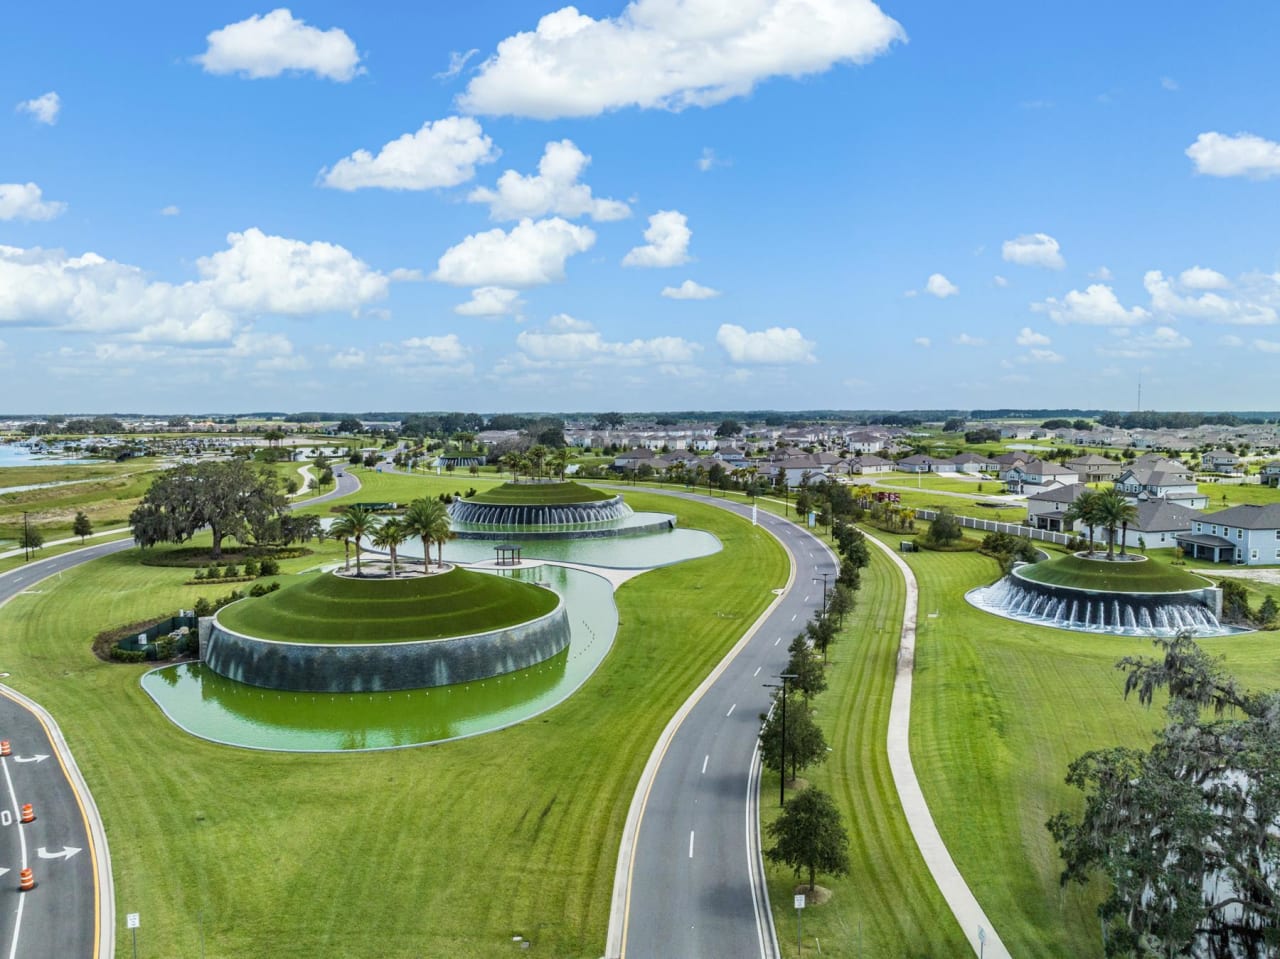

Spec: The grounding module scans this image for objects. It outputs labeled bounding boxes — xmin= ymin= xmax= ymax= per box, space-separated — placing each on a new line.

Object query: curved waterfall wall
xmin=968 ymin=567 xmax=1231 ymax=637
xmin=204 ymin=602 xmax=571 ymax=693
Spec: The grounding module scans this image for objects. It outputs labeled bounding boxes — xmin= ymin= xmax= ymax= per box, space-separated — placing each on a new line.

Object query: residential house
xmin=1261 ymin=461 xmax=1280 ymax=488
xmin=843 ymin=430 xmax=885 ymax=453
xmin=612 ymin=448 xmax=657 ymax=470
xmin=1114 ymin=467 xmax=1208 ymax=509
xmin=894 ymin=454 xmax=935 ymax=473
xmin=1004 ymin=459 xmax=1078 ymax=492
xmin=1176 ymin=504 xmax=1280 ymax=565
xmin=951 ymin=452 xmax=996 ymax=474
xmin=1026 ymin=483 xmax=1092 ymax=532
xmin=1066 ymin=453 xmax=1123 ymax=483
xmin=775 ymin=454 xmax=831 ymax=488
xmin=1121 ymin=499 xmax=1206 ymax=551
xmin=1201 ymin=449 xmax=1242 ymax=474
xmin=849 ymin=454 xmax=895 ymax=474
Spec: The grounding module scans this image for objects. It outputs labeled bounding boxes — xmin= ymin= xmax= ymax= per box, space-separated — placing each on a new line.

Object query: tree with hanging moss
xmin=1047 ymin=633 xmax=1279 ymax=958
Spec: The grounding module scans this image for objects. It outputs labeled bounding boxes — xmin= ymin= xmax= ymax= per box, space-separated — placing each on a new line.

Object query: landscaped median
xmin=0 ymin=488 xmax=786 ymax=958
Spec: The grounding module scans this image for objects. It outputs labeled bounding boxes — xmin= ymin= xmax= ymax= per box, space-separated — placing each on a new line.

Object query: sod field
xmin=217 ymin=567 xmax=558 ymax=643
xmin=1014 ymin=552 xmax=1213 ymax=592
xmin=464 ymin=480 xmax=613 ymax=505
xmin=0 ymin=487 xmax=786 ymax=958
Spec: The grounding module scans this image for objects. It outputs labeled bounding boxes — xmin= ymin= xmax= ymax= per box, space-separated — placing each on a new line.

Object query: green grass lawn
xmin=465 ymin=480 xmax=613 ymax=505
xmin=0 ymin=459 xmax=164 ymax=541
xmin=0 ymin=488 xmax=786 ymax=958
xmin=867 ymin=471 xmax=995 ymax=495
xmin=1016 ymin=553 xmax=1213 ymax=592
xmin=218 ymin=566 xmax=558 ymax=643
xmin=1198 ymin=481 xmax=1280 ymax=512
xmin=859 ymin=525 xmax=1280 ymax=957
xmin=761 ymin=542 xmax=969 ymax=957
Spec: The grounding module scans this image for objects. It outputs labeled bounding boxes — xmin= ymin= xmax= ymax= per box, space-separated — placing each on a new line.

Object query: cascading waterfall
xmin=449 ymin=495 xmax=633 ymax=530
xmin=969 ymin=575 xmax=1231 ymax=637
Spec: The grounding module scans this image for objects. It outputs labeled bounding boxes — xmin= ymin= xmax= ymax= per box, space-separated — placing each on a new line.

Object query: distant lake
xmin=0 ymin=444 xmax=100 ymax=467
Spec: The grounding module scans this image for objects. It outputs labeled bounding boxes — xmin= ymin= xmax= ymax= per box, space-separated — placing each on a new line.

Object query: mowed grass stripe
xmin=763 ymin=540 xmax=969 ymax=957
xmin=1 ymin=489 xmax=785 ymax=958
xmin=466 ymin=481 xmax=614 ymax=505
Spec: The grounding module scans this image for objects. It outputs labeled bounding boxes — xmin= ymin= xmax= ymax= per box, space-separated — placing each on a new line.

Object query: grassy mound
xmin=466 ymin=481 xmax=613 ymax=505
xmin=217 ymin=567 xmax=558 ymax=643
xmin=1016 ymin=553 xmax=1212 ymax=593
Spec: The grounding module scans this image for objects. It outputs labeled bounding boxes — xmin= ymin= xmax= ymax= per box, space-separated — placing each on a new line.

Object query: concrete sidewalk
xmin=867 ymin=532 xmax=1013 ymax=959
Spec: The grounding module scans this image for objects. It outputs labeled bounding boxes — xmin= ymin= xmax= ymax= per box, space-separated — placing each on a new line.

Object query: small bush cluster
xmin=979 ymin=531 xmax=1041 ymax=570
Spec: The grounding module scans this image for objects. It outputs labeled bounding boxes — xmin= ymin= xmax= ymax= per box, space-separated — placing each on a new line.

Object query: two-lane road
xmin=615 ymin=492 xmax=838 ymax=958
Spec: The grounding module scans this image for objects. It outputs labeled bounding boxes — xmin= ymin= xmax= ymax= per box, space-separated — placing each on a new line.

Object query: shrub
xmin=924 ymin=508 xmax=964 ymax=546
xmin=207 ymin=564 xmax=220 ymax=579
xmin=222 ymin=564 xmax=238 ymax=578
xmin=109 ymin=647 xmax=146 ymax=663
xmin=193 ymin=597 xmax=214 ymax=617
xmin=258 ymin=558 xmax=280 ymax=576
xmin=242 ymin=558 xmax=259 ymax=577
xmin=249 ymin=582 xmax=269 ymax=597
xmin=193 ymin=567 xmax=206 ymax=580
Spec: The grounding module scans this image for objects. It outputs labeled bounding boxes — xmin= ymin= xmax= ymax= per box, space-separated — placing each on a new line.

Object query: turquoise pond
xmin=141 ymin=527 xmax=721 ymax=752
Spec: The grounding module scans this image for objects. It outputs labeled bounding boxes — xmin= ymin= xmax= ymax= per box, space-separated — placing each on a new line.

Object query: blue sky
xmin=4 ymin=1 xmax=1280 ymax=414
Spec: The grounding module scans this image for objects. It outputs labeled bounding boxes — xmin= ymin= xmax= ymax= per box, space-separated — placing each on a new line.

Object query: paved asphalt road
xmin=621 ymin=493 xmax=839 ymax=958
xmin=0 ymin=467 xmax=361 ymax=958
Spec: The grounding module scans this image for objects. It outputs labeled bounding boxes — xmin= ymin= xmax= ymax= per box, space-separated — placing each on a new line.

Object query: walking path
xmin=0 ymin=526 xmax=131 ymax=562
xmin=865 ymin=532 xmax=1012 ymax=958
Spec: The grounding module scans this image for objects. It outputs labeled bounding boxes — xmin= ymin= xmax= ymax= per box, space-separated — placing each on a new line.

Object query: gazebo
xmin=493 ymin=544 xmax=523 ymax=567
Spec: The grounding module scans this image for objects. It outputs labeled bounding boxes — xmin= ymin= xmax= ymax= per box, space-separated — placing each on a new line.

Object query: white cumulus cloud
xmin=16 ymin=91 xmax=60 ymax=125
xmin=1002 ymin=232 xmax=1065 ymax=270
xmin=468 ymin=139 xmax=628 ymax=221
xmin=1178 ymin=266 xmax=1230 ymax=290
xmin=1038 ymin=284 xmax=1150 ymax=326
xmin=1143 ymin=270 xmax=1278 ymax=325
xmin=925 ymin=273 xmax=958 ymax=298
xmin=1098 ymin=325 xmax=1192 ymax=358
xmin=432 ymin=217 xmax=596 ymax=287
xmin=953 ymin=333 xmax=985 ymax=346
xmin=716 ymin=323 xmax=815 ymax=364
xmin=330 ymin=348 xmax=367 ymax=369
xmin=661 ymin=279 xmax=720 ymax=300
xmin=1186 ymin=131 xmax=1280 ymax=179
xmin=0 ymin=183 xmax=66 ymax=221
xmin=458 ymin=0 xmax=905 ymax=119
xmin=454 ymin=286 xmax=524 ymax=317
xmin=1016 ymin=327 xmax=1051 ymax=346
xmin=196 ymin=8 xmax=363 ymax=81
xmin=1254 ymin=338 xmax=1280 ymax=353
xmin=160 ymin=205 xmax=181 ymax=217
xmin=517 ymin=316 xmax=699 ymax=364
xmin=913 ymin=336 xmax=931 ymax=348
xmin=623 ymin=210 xmax=692 ymax=267
xmin=320 ymin=117 xmax=497 ymax=190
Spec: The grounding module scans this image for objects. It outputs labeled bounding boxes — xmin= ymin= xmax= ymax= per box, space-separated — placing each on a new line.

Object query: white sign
xmin=127 ymin=913 xmax=140 ymax=929
xmin=794 ymin=894 xmax=806 ymax=910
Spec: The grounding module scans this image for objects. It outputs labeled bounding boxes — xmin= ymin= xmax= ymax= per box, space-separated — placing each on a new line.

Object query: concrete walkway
xmin=866 ymin=532 xmax=1012 ymax=958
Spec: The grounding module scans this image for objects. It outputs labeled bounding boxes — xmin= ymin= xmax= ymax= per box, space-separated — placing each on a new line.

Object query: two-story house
xmin=1113 ymin=467 xmax=1208 ymax=509
xmin=1176 ymin=504 xmax=1280 ymax=565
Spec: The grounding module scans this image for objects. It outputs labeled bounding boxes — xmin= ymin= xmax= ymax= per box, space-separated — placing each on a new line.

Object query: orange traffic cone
xmin=18 ymin=868 xmax=34 ymax=892
xmin=0 ymin=741 xmax=10 ymax=757
xmin=20 ymin=803 xmax=34 ymax=824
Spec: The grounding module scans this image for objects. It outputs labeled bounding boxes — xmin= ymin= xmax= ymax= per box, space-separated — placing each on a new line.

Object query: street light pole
xmin=22 ymin=511 xmax=30 ymax=563
xmin=812 ymin=571 xmax=831 ymax=612
xmin=764 ymin=673 xmax=798 ymax=806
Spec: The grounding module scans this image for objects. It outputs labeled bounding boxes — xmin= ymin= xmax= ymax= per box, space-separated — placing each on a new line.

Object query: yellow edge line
xmin=0 ymin=687 xmax=101 ymax=959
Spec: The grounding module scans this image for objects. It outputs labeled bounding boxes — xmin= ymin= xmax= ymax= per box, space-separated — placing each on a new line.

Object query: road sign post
xmin=127 ymin=912 xmax=140 ymax=959
xmin=795 ymin=894 xmax=806 ymax=955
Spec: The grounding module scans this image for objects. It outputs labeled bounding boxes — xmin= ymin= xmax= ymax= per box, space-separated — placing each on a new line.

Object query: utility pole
xmin=22 ymin=511 xmax=30 ymax=563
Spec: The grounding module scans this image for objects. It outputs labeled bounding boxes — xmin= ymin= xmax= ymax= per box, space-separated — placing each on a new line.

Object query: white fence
xmin=912 ymin=508 xmax=1074 ymax=547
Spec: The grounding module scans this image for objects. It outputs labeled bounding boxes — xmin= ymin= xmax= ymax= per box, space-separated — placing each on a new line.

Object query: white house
xmin=1004 ymin=459 xmax=1078 ymax=492
xmin=951 ymin=452 xmax=996 ymax=474
xmin=1026 ymin=483 xmax=1092 ymax=531
xmin=1202 ymin=449 xmax=1242 ymax=474
xmin=1261 ymin=461 xmax=1280 ymax=488
xmin=849 ymin=454 xmax=895 ymax=474
xmin=1176 ymin=504 xmax=1280 ymax=565
xmin=1114 ymin=467 xmax=1207 ymax=509
xmin=843 ymin=430 xmax=885 ymax=453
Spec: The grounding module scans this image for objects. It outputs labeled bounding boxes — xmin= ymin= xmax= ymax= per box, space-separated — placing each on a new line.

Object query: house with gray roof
xmin=1066 ymin=453 xmax=1123 ymax=483
xmin=1261 ymin=461 xmax=1280 ymax=488
xmin=848 ymin=454 xmax=894 ymax=474
xmin=1025 ymin=483 xmax=1092 ymax=532
xmin=1176 ymin=503 xmax=1280 ymax=565
xmin=1202 ymin=449 xmax=1242 ymax=474
xmin=1004 ymin=459 xmax=1078 ymax=492
xmin=1114 ymin=467 xmax=1207 ymax=508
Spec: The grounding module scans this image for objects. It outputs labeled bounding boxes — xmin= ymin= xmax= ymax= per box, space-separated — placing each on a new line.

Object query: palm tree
xmin=404 ymin=498 xmax=452 ymax=569
xmin=1063 ymin=489 xmax=1101 ymax=551
xmin=527 ymin=444 xmax=549 ymax=480
xmin=551 ymin=446 xmax=572 ymax=481
xmin=1092 ymin=489 xmax=1138 ymax=561
xmin=499 ymin=451 xmax=522 ymax=481
xmin=331 ymin=505 xmax=380 ymax=576
xmin=371 ymin=517 xmax=408 ymax=577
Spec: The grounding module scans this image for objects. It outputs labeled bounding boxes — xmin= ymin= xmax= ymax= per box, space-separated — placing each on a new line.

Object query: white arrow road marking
xmin=37 ymin=846 xmax=81 ymax=861
xmin=13 ymin=755 xmax=48 ymax=764
xmin=0 ymin=867 xmax=8 ymax=878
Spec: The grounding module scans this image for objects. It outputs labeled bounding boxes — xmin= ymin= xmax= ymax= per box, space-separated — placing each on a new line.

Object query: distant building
xmin=1177 ymin=504 xmax=1280 ymax=565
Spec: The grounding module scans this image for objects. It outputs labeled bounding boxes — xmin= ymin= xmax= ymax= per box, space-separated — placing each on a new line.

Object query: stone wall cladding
xmin=204 ymin=600 xmax=570 ymax=693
